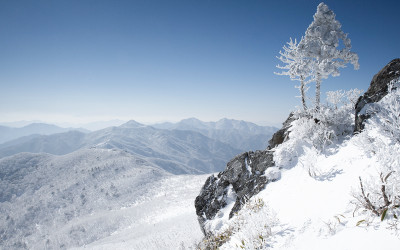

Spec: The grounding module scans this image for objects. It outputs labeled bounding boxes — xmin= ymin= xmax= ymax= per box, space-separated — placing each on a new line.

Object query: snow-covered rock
xmin=355 ymin=58 xmax=400 ymax=132
xmin=195 ymin=150 xmax=275 ymax=235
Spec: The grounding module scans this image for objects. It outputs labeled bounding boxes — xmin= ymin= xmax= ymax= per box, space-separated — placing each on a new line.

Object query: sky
xmin=0 ymin=0 xmax=399 ymax=127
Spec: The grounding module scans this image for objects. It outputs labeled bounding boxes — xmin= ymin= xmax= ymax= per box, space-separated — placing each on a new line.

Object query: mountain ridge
xmin=151 ymin=118 xmax=277 ymax=151
xmin=0 ymin=123 xmax=89 ymax=144
xmin=0 ymin=118 xmax=277 ymax=174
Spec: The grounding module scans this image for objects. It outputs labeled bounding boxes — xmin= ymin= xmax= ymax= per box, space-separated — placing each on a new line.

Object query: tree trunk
xmin=300 ymin=75 xmax=307 ymax=111
xmin=315 ymin=73 xmax=321 ymax=112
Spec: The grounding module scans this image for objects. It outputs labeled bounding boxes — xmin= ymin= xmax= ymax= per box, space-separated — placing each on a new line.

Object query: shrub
xmin=352 ymin=78 xmax=400 ymax=230
xmin=196 ymin=198 xmax=278 ymax=250
xmin=274 ymin=89 xmax=361 ymax=169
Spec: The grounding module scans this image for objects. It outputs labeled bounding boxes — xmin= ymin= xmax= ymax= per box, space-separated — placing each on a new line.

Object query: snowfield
xmin=262 ymin=137 xmax=399 ymax=250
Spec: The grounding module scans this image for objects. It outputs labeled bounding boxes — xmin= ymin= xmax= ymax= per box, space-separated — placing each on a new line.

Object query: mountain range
xmin=152 ymin=118 xmax=277 ymax=152
xmin=0 ymin=119 xmax=277 ymax=174
xmin=0 ymin=118 xmax=276 ymax=249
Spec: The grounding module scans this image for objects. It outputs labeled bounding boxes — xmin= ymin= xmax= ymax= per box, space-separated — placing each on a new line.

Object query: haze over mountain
xmin=0 ymin=119 xmax=275 ymax=174
xmin=0 ymin=123 xmax=89 ymax=144
xmin=152 ymin=118 xmax=277 ymax=151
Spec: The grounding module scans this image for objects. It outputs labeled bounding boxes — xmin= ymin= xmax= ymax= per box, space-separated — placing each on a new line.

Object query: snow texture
xmin=211 ymin=86 xmax=400 ymax=249
xmin=0 ymin=148 xmax=208 ymax=249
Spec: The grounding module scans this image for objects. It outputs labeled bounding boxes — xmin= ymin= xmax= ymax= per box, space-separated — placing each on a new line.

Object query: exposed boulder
xmin=268 ymin=113 xmax=295 ymax=149
xmin=355 ymin=59 xmax=400 ymax=132
xmin=194 ymin=150 xmax=275 ymax=234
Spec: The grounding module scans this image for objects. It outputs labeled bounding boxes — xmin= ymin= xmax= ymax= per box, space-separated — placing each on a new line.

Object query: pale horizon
xmin=0 ymin=115 xmax=282 ymax=130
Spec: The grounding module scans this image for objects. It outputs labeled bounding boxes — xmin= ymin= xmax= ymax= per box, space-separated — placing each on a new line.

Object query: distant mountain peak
xmin=182 ymin=117 xmax=201 ymax=122
xmin=119 ymin=120 xmax=145 ymax=128
xmin=23 ymin=123 xmax=60 ymax=129
xmin=180 ymin=117 xmax=204 ymax=124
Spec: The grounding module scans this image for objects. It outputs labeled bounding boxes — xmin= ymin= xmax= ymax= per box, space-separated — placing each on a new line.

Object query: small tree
xmin=299 ymin=2 xmax=359 ymax=111
xmin=275 ymin=38 xmax=313 ymax=111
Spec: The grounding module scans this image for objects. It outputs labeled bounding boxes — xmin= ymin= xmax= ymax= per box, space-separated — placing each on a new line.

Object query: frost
xmin=204 ymin=185 xmax=237 ymax=233
xmin=264 ymin=167 xmax=281 ymax=182
xmin=245 ymin=157 xmax=252 ymax=175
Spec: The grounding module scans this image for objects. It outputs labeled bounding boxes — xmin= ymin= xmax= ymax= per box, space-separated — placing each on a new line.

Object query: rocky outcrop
xmin=354 ymin=59 xmax=400 ymax=132
xmin=194 ymin=113 xmax=295 ymax=234
xmin=194 ymin=150 xmax=275 ymax=234
xmin=268 ymin=113 xmax=295 ymax=149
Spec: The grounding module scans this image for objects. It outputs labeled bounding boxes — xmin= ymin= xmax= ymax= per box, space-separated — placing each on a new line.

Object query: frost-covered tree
xmin=299 ymin=2 xmax=359 ymax=111
xmin=275 ymin=38 xmax=313 ymax=111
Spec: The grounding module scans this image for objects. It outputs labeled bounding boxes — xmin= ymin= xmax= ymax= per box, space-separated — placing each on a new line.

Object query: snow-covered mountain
xmin=0 ymin=148 xmax=191 ymax=249
xmin=86 ymin=122 xmax=241 ymax=174
xmin=152 ymin=118 xmax=277 ymax=151
xmin=0 ymin=123 xmax=89 ymax=144
xmin=2 ymin=59 xmax=400 ymax=249
xmin=0 ymin=118 xmax=274 ymax=249
xmin=0 ymin=121 xmax=241 ymax=174
xmin=0 ymin=131 xmax=86 ymax=158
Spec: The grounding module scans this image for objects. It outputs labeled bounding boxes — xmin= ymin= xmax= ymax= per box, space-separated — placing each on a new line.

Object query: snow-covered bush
xmin=352 ymin=78 xmax=400 ymax=229
xmin=274 ymin=89 xmax=361 ymax=169
xmin=197 ymin=198 xmax=279 ymax=250
xmin=352 ymin=142 xmax=400 ymax=230
xmin=371 ymin=79 xmax=400 ymax=141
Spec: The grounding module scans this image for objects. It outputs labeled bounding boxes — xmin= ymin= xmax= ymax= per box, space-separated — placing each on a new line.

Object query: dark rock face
xmin=268 ymin=113 xmax=295 ymax=149
xmin=194 ymin=114 xmax=294 ymax=235
xmin=194 ymin=150 xmax=274 ymax=234
xmin=355 ymin=59 xmax=400 ymax=132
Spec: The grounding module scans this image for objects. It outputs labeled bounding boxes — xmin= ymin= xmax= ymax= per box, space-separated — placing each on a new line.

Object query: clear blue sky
xmin=0 ymin=0 xmax=399 ymax=126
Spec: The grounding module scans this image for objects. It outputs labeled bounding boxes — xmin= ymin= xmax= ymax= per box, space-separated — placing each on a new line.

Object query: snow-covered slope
xmin=201 ymin=84 xmax=400 ymax=249
xmin=152 ymin=118 xmax=278 ymax=151
xmin=0 ymin=148 xmax=208 ymax=249
xmin=0 ymin=148 xmax=175 ymax=249
xmin=71 ymin=174 xmax=208 ymax=250
xmin=212 ymin=129 xmax=400 ymax=249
